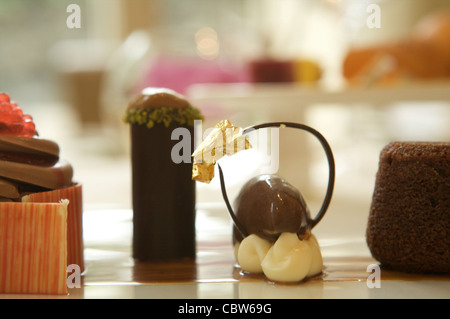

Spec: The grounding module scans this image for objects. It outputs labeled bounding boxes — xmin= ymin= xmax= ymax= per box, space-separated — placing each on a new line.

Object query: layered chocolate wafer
xmin=0 ymin=136 xmax=72 ymax=199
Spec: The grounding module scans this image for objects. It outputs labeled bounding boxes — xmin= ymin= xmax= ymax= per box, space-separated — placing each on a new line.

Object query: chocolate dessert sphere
xmin=233 ymin=174 xmax=311 ymax=243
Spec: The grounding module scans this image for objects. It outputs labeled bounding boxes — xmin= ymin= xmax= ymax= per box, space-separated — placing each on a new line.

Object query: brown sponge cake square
xmin=366 ymin=141 xmax=449 ymax=274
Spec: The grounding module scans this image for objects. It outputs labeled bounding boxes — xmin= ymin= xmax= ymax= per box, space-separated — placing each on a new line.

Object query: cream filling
xmin=236 ymin=232 xmax=323 ymax=283
xmin=236 ymin=234 xmax=271 ymax=273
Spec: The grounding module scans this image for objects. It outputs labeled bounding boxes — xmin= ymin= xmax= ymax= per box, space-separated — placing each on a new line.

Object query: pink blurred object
xmin=138 ymin=56 xmax=251 ymax=94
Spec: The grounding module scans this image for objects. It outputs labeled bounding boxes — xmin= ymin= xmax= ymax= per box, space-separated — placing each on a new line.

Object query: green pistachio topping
xmin=124 ymin=106 xmax=204 ymax=128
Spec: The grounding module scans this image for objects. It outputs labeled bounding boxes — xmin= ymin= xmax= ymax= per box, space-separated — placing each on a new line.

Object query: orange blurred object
xmin=412 ymin=11 xmax=450 ymax=59
xmin=343 ymin=11 xmax=450 ymax=85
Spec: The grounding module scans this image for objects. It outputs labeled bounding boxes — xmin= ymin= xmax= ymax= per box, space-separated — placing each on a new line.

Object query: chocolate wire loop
xmin=218 ymin=122 xmax=335 ymax=237
xmin=218 ymin=164 xmax=248 ymax=238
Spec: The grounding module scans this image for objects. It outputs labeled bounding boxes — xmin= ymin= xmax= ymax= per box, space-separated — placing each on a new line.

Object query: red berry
xmin=10 ymin=112 xmax=23 ymax=123
xmin=8 ymin=122 xmax=24 ymax=134
xmin=0 ymin=106 xmax=13 ymax=124
xmin=0 ymin=102 xmax=12 ymax=113
xmin=22 ymin=122 xmax=36 ymax=137
xmin=0 ymin=93 xmax=10 ymax=103
xmin=0 ymin=94 xmax=36 ymax=137
xmin=10 ymin=102 xmax=23 ymax=115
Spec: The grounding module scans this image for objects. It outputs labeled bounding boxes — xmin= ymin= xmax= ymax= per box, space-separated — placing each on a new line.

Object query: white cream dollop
xmin=236 ymin=234 xmax=271 ymax=273
xmin=236 ymin=232 xmax=323 ymax=283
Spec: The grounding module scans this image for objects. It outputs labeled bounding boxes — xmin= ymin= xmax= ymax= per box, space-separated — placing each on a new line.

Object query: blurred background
xmin=1 ymin=0 xmax=449 ymax=240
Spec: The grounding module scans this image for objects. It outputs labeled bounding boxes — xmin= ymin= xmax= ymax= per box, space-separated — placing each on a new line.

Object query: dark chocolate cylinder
xmin=131 ymin=122 xmax=196 ymax=262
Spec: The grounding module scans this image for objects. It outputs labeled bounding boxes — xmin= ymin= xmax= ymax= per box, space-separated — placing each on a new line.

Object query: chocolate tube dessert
xmin=124 ymin=88 xmax=203 ymax=262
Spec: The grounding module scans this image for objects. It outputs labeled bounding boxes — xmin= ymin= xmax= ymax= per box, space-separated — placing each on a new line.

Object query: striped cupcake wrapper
xmin=22 ymin=184 xmax=84 ymax=273
xmin=0 ymin=201 xmax=68 ymax=295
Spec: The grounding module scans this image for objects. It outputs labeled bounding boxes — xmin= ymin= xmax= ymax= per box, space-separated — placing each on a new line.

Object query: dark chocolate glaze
xmin=232 ymin=174 xmax=311 ymax=243
xmin=131 ymin=123 xmax=196 ymax=262
xmin=128 ymin=87 xmax=190 ymax=110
